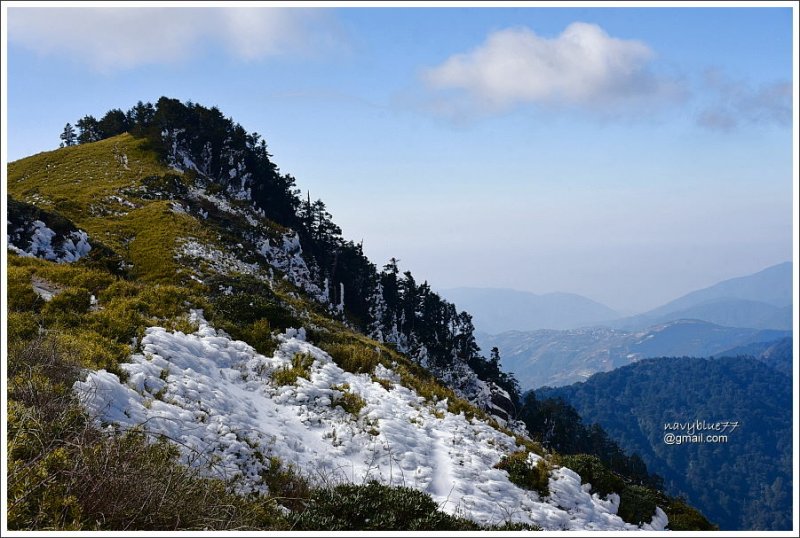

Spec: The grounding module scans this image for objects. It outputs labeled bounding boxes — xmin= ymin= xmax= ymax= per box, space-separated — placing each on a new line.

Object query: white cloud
xmin=8 ymin=7 xmax=340 ymax=72
xmin=422 ymin=23 xmax=681 ymax=116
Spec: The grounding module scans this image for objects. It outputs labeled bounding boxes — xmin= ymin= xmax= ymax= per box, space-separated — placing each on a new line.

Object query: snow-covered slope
xmin=74 ymin=311 xmax=666 ymax=531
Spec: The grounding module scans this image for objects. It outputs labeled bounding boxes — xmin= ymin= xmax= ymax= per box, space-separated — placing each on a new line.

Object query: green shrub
xmin=211 ymin=292 xmax=296 ymax=330
xmin=7 ymin=312 xmax=40 ymax=342
xmin=34 ymin=264 xmax=115 ymax=294
xmin=138 ymin=284 xmax=196 ymax=319
xmin=42 ymin=288 xmax=91 ymax=317
xmin=560 ymin=454 xmax=625 ymax=498
xmin=56 ymin=330 xmax=131 ymax=372
xmin=239 ymin=318 xmax=277 ymax=356
xmin=494 ymin=451 xmax=550 ymax=498
xmin=331 ymin=384 xmax=366 ymax=417
xmin=7 ymin=266 xmax=42 ymax=312
xmin=292 ymin=482 xmax=479 ymax=530
xmin=617 ymin=484 xmax=661 ymax=525
xmin=86 ymin=296 xmax=146 ymax=343
xmin=97 ymin=279 xmax=139 ymax=302
xmin=272 ymin=353 xmax=315 ymax=385
xmin=324 ymin=343 xmax=380 ymax=375
xmin=664 ymin=499 xmax=717 ymax=530
xmin=260 ymin=456 xmax=311 ymax=511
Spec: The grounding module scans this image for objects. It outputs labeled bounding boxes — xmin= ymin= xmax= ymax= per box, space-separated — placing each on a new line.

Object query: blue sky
xmin=4 ymin=4 xmax=795 ymax=313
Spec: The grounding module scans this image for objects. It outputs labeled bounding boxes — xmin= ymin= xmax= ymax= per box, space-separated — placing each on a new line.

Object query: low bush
xmin=7 ymin=265 xmax=43 ymax=312
xmin=331 ymin=384 xmax=366 ymax=417
xmin=272 ymin=353 xmax=315 ymax=385
xmin=260 ymin=456 xmax=312 ymax=511
xmin=324 ymin=343 xmax=380 ymax=375
xmin=617 ymin=484 xmax=659 ymax=526
xmin=494 ymin=451 xmax=550 ymax=498
xmin=560 ymin=454 xmax=625 ymax=498
xmin=292 ymin=481 xmax=479 ymax=530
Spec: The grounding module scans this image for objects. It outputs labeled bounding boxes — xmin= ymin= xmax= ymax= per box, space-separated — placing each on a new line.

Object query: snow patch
xmin=258 ymin=232 xmax=327 ymax=303
xmin=8 ymin=220 xmax=91 ymax=263
xmin=176 ymin=239 xmax=259 ymax=277
xmin=73 ymin=312 xmax=665 ymax=530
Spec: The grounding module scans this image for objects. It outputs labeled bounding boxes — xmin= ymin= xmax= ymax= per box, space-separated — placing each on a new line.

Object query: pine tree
xmin=76 ymin=115 xmax=101 ymax=144
xmin=490 ymin=347 xmax=501 ymax=368
xmin=59 ymin=123 xmax=77 ymax=147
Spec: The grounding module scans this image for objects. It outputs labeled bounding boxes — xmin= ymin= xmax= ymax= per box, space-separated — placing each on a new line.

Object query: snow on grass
xmin=176 ymin=238 xmax=260 ymax=277
xmin=73 ymin=312 xmax=666 ymax=530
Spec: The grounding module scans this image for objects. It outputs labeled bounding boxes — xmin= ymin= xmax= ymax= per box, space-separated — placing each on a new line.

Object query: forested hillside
xmin=538 ymin=356 xmax=793 ymax=530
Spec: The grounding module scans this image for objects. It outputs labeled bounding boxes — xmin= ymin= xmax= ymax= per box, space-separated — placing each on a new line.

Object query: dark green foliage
xmin=291 ymin=482 xmax=480 ymax=531
xmin=617 ymin=485 xmax=659 ymax=525
xmin=60 ymin=123 xmax=76 ymax=147
xmin=519 ymin=391 xmax=662 ymax=490
xmin=494 ymin=452 xmax=550 ymax=498
xmin=76 ymin=115 xmax=101 ymax=143
xmin=331 ymin=384 xmax=366 ymax=416
xmin=98 ymin=108 xmax=129 ymax=139
xmin=272 ymin=353 xmax=315 ymax=385
xmin=559 ymin=454 xmax=714 ymax=529
xmin=560 ymin=454 xmax=625 ymax=497
xmin=539 ymin=356 xmax=792 ymax=530
xmin=259 ymin=457 xmax=311 ymax=511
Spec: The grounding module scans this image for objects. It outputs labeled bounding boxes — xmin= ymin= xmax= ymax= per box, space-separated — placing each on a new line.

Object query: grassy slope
xmin=7 ymin=134 xmax=214 ymax=283
xmin=5 ymin=136 xmax=713 ymax=531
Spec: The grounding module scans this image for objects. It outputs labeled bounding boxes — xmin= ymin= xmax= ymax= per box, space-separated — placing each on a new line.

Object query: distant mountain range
xmin=441 ymin=288 xmax=619 ymax=334
xmin=449 ymin=262 xmax=792 ymax=335
xmin=537 ymin=356 xmax=793 ymax=530
xmin=478 ymin=320 xmax=791 ymax=389
xmin=612 ymin=262 xmax=792 ymax=331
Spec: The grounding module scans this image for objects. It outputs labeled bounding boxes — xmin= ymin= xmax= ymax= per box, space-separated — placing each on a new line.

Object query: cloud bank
xmin=8 ymin=7 xmax=340 ymax=71
xmin=423 ymin=22 xmax=682 ymax=117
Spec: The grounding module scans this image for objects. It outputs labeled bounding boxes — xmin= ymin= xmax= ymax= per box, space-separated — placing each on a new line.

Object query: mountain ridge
xmin=480 ymin=319 xmax=791 ymax=389
xmin=441 ymin=286 xmax=620 ymax=333
xmin=5 ymin=97 xmax=713 ymax=531
xmin=612 ymin=262 xmax=792 ymax=331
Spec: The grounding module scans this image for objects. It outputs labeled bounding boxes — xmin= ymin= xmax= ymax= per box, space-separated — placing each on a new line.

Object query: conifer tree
xmin=76 ymin=115 xmax=101 ymax=144
xmin=59 ymin=123 xmax=76 ymax=147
